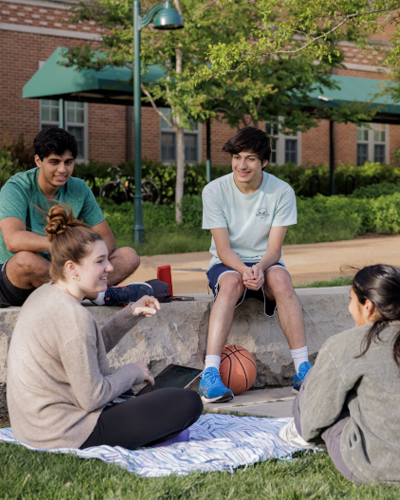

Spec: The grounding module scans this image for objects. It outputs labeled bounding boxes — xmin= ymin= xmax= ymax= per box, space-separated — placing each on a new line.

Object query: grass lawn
xmin=295 ymin=276 xmax=354 ymax=288
xmin=1 ymin=427 xmax=399 ymax=499
xmin=116 ymin=227 xmax=211 ymax=257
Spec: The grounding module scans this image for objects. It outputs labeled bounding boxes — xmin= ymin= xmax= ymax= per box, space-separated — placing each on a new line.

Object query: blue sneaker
xmin=199 ymin=367 xmax=234 ymax=403
xmin=292 ymin=361 xmax=312 ymax=394
xmin=104 ymin=282 xmax=154 ymax=307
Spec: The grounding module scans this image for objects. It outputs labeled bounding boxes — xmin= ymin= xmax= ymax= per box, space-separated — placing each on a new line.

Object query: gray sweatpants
xmin=292 ymin=368 xmax=361 ymax=483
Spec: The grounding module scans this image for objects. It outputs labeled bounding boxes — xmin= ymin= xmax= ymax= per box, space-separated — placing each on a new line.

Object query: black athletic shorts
xmin=0 ymin=261 xmax=34 ymax=306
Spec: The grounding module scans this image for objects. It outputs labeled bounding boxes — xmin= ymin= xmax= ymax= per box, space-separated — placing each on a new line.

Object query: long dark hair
xmin=353 ymin=265 xmax=400 ymax=367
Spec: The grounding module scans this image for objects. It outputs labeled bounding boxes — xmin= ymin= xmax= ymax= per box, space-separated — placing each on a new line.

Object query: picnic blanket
xmin=0 ymin=414 xmax=303 ymax=477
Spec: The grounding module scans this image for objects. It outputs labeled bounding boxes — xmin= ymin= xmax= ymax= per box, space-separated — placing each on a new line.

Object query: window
xmin=39 ymin=100 xmax=88 ymax=160
xmin=285 ymin=139 xmax=298 ymax=164
xmin=66 ymin=102 xmax=85 ymax=159
xmin=374 ymin=124 xmax=386 ymax=163
xmin=265 ymin=120 xmax=301 ymax=165
xmin=160 ymin=108 xmax=201 ymax=163
xmin=356 ymin=123 xmax=388 ymax=165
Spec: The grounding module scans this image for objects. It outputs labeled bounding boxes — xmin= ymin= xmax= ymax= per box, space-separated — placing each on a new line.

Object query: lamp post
xmin=133 ymin=0 xmax=183 ymax=244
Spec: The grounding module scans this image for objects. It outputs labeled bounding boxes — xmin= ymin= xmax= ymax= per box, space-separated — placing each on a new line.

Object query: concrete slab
xmin=203 ymin=387 xmax=295 ymax=417
xmin=225 ymin=400 xmax=293 ymax=418
xmin=0 ymin=287 xmax=351 ymax=417
xmin=203 ymin=387 xmax=294 ymax=409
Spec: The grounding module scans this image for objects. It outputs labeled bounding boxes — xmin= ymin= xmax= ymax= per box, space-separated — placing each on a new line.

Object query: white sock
xmin=92 ymin=291 xmax=106 ymax=306
xmin=205 ymin=355 xmax=221 ymax=370
xmin=290 ymin=346 xmax=309 ymax=374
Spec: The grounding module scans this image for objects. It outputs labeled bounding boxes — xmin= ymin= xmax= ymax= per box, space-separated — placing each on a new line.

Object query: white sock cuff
xmin=92 ymin=291 xmax=106 ymax=306
xmin=205 ymin=355 xmax=221 ymax=370
xmin=290 ymin=346 xmax=309 ymax=374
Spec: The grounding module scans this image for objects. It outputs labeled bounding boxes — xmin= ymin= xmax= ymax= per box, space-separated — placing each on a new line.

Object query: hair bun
xmin=44 ymin=205 xmax=73 ymax=242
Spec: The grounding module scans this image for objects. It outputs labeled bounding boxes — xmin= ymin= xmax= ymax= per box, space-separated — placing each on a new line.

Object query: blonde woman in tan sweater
xmin=7 ymin=205 xmax=202 ymax=450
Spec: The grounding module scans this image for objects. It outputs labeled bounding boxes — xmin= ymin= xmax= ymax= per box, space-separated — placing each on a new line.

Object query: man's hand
xmin=134 ymin=360 xmax=155 ymax=385
xmin=242 ymin=266 xmax=253 ymax=283
xmin=243 ymin=264 xmax=265 ymax=291
xmin=130 ymin=296 xmax=161 ymax=317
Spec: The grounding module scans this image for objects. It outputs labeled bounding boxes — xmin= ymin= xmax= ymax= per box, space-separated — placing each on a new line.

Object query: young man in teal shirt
xmin=199 ymin=127 xmax=310 ymax=402
xmin=0 ymin=127 xmax=150 ymax=306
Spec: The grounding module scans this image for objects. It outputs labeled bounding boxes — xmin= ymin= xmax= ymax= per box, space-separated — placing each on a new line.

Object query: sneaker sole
xmin=292 ymin=387 xmax=299 ymax=395
xmin=200 ymin=391 xmax=234 ymax=404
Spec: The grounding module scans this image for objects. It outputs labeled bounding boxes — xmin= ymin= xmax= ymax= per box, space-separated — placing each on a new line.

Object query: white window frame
xmin=356 ymin=123 xmax=389 ymax=165
xmin=265 ymin=119 xmax=301 ymax=165
xmin=160 ymin=108 xmax=202 ymax=164
xmin=38 ymin=64 xmax=89 ymax=162
xmin=39 ymin=99 xmax=89 ymax=161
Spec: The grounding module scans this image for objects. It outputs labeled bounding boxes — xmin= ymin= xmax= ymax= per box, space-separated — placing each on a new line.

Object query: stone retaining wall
xmin=0 ymin=287 xmax=353 ymax=417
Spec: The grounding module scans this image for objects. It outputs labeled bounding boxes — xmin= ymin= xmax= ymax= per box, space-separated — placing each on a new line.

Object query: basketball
xmin=220 ymin=345 xmax=257 ymax=395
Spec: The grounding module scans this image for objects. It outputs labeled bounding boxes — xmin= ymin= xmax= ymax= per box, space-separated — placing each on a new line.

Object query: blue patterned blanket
xmin=0 ymin=414 xmax=302 ymax=477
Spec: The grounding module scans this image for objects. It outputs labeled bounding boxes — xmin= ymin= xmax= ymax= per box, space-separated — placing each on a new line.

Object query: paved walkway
xmin=121 ymin=234 xmax=400 ymax=294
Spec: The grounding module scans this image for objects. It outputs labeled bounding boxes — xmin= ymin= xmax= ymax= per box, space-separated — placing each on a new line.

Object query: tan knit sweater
xmin=7 ymin=283 xmax=145 ymax=449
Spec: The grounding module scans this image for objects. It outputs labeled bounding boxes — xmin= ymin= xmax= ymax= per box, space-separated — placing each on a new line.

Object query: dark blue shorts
xmin=206 ymin=262 xmax=288 ymax=318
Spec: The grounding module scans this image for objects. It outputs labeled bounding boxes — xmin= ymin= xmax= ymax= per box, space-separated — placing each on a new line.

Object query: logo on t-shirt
xmin=256 ymin=208 xmax=268 ymax=218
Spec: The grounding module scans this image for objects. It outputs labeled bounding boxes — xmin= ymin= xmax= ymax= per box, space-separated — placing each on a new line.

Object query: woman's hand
xmin=134 ymin=360 xmax=155 ymax=386
xmin=130 ymin=295 xmax=161 ymax=317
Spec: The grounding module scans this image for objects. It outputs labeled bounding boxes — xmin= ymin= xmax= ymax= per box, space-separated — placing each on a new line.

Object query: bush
xmin=350 ymin=181 xmax=400 ymax=199
xmin=76 ymin=159 xmax=231 ymax=205
xmin=76 ymin=159 xmax=400 ymax=202
xmin=0 ymin=134 xmax=35 ymax=171
xmin=0 ymin=150 xmax=21 ymax=189
xmin=285 ymin=195 xmax=364 ymax=244
xmin=265 ymin=162 xmax=400 ymax=197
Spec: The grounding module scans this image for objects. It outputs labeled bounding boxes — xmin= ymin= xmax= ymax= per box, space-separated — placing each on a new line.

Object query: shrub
xmin=350 ymin=181 xmax=400 ymax=199
xmin=0 ymin=150 xmax=21 ymax=189
xmin=1 ymin=134 xmax=35 ymax=171
xmin=285 ymin=195 xmax=364 ymax=244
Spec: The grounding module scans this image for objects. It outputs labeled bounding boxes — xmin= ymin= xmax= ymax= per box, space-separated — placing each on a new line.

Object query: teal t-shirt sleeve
xmin=271 ymin=186 xmax=297 ymax=227
xmin=0 ymin=181 xmax=29 ymax=223
xmin=78 ymin=183 xmax=105 ymax=227
xmin=202 ymin=185 xmax=227 ymax=230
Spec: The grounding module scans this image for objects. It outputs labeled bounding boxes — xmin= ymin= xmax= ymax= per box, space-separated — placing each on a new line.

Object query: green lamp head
xmin=153 ymin=0 xmax=184 ymax=30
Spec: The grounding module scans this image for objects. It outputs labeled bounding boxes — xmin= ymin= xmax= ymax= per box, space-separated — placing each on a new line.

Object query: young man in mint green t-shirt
xmin=0 ymin=128 xmax=151 ymax=307
xmin=199 ymin=127 xmax=310 ymax=403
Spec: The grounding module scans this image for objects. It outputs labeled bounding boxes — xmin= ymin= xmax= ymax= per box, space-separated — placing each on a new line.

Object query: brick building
xmin=1 ymin=0 xmax=399 ymax=168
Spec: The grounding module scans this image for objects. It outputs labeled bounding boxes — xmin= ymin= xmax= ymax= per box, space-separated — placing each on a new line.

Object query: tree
xmin=196 ymin=1 xmax=400 ymax=81
xmin=64 ymin=0 xmax=270 ymax=223
xmin=204 ymin=53 xmax=377 ymax=136
xmin=63 ymin=0 xmax=398 ymax=223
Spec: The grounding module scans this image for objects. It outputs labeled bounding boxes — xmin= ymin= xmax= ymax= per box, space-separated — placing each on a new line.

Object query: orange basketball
xmin=220 ymin=345 xmax=257 ymax=395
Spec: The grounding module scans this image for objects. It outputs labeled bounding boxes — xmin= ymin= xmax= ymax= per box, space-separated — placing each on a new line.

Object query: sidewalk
xmin=121 ymin=234 xmax=400 ymax=294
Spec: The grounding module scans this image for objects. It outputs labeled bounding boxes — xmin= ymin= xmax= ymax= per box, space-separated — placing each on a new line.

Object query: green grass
xmin=295 ymin=276 xmax=354 ymax=289
xmin=1 ymin=439 xmax=399 ymax=499
xmin=116 ymin=228 xmax=211 ymax=257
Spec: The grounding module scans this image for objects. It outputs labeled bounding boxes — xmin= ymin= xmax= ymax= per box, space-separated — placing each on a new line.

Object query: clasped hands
xmin=242 ymin=263 xmax=265 ymax=291
xmin=130 ymin=295 xmax=161 ymax=386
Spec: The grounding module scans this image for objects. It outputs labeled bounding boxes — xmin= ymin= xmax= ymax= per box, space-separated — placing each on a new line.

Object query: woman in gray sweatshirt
xmin=280 ymin=264 xmax=400 ymax=484
xmin=7 ymin=205 xmax=202 ymax=450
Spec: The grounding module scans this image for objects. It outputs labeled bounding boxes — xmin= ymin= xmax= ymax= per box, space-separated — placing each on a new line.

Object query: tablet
xmin=136 ymin=364 xmax=202 ymax=396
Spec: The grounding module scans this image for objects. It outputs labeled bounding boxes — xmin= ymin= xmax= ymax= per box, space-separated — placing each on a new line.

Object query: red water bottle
xmin=157 ymin=265 xmax=173 ymax=300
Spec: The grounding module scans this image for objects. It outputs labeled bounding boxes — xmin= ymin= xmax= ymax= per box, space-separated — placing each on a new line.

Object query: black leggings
xmin=80 ymin=388 xmax=203 ymax=450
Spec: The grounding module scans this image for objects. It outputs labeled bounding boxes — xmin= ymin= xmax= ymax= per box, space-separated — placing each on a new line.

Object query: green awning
xmin=23 ymin=47 xmax=164 ymax=105
xmin=24 ymin=49 xmax=400 ymax=122
xmin=308 ymin=75 xmax=400 ymax=123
